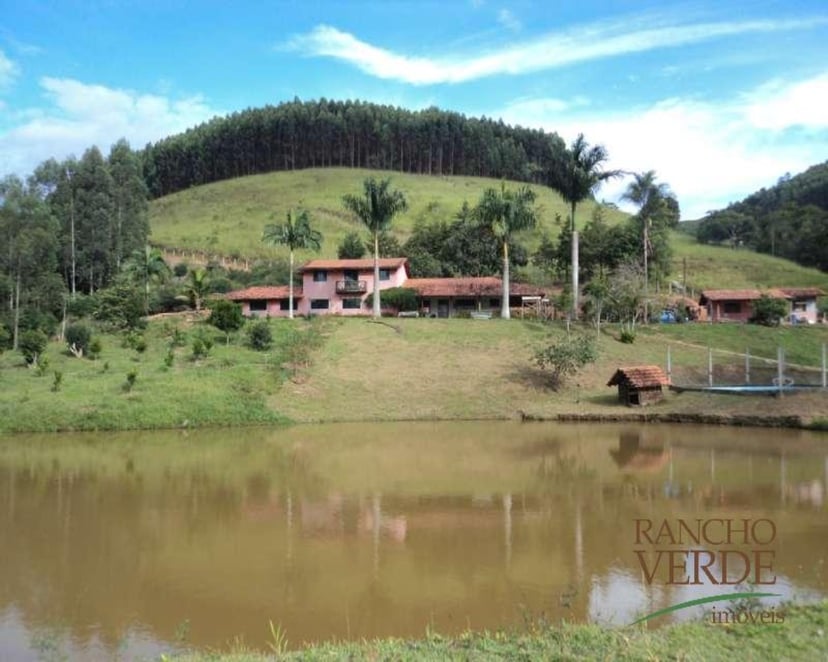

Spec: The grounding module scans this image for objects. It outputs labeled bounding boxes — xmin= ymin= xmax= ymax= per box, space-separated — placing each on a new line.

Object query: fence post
xmin=745 ymin=348 xmax=751 ymax=385
xmin=777 ymin=346 xmax=784 ymax=396
xmin=708 ymin=347 xmax=713 ymax=387
xmin=666 ymin=345 xmax=672 ymax=384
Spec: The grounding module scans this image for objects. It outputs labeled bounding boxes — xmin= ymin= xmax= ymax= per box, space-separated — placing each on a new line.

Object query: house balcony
xmin=336 ymin=280 xmax=368 ymax=294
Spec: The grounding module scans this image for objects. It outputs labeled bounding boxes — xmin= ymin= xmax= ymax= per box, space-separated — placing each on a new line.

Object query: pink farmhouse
xmin=226 ymin=257 xmax=546 ymax=318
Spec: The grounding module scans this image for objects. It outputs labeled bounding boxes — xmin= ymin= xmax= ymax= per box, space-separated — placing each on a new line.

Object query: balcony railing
xmin=336 ymin=280 xmax=367 ymax=294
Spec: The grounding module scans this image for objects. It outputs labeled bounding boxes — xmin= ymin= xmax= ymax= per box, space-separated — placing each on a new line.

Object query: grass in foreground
xmin=166 ymin=601 xmax=828 ymax=661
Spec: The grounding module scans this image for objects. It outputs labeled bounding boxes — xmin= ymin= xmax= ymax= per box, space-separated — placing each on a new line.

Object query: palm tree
xmin=187 ymin=267 xmax=210 ymax=312
xmin=125 ymin=244 xmax=169 ymax=314
xmin=551 ymin=134 xmax=619 ymax=319
xmin=342 ymin=177 xmax=408 ymax=318
xmin=622 ymin=170 xmax=671 ymax=322
xmin=476 ymin=184 xmax=537 ymax=319
xmin=262 ymin=210 xmax=322 ymax=319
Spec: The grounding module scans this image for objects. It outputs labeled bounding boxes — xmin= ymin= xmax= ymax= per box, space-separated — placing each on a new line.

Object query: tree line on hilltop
xmin=695 ymin=161 xmax=828 ymax=271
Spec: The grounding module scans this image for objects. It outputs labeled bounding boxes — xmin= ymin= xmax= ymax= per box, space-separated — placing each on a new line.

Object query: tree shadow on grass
xmin=506 ymin=365 xmax=559 ymax=391
xmin=583 ymin=393 xmax=620 ymax=406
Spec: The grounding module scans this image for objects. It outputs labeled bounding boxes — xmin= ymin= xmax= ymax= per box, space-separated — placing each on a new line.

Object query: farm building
xmin=607 ymin=366 xmax=670 ymax=407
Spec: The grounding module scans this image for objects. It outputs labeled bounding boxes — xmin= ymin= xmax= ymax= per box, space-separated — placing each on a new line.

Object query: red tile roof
xmin=699 ymin=288 xmax=797 ymax=303
xmin=226 ymin=286 xmax=302 ymax=301
xmin=299 ymin=258 xmax=408 ymax=271
xmin=405 ymin=277 xmax=545 ymax=298
xmin=777 ymin=287 xmax=824 ymax=298
xmin=607 ymin=366 xmax=670 ymax=388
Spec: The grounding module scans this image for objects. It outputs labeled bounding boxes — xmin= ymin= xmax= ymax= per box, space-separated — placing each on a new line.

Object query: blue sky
xmin=1 ymin=1 xmax=827 ymax=219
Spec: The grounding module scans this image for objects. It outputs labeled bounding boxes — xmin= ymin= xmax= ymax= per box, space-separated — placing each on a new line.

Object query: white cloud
xmin=0 ymin=77 xmax=221 ymax=177
xmin=497 ymin=9 xmax=521 ymax=33
xmin=0 ymin=49 xmax=19 ymax=89
xmin=497 ymin=72 xmax=828 ymax=220
xmin=286 ymin=16 xmax=828 ymax=85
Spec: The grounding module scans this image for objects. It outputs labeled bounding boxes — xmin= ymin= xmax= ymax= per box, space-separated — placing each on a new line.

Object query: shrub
xmin=51 ymin=371 xmax=63 ymax=392
xmin=65 ymin=323 xmax=92 ymax=357
xmin=0 ymin=324 xmax=10 ymax=352
xmin=533 ymin=334 xmax=598 ymax=389
xmin=246 ymin=319 xmax=273 ymax=351
xmin=173 ymin=262 xmax=189 ymax=277
xmin=619 ymin=325 xmax=636 ymax=344
xmin=94 ymin=282 xmax=146 ymax=331
xmin=365 ymin=287 xmax=419 ymax=312
xmin=750 ymin=295 xmax=787 ymax=326
xmin=208 ymin=299 xmax=244 ymax=343
xmin=122 ymin=369 xmax=138 ymax=392
xmin=19 ymin=329 xmax=48 ymax=365
xmin=191 ymin=331 xmax=213 ymax=360
xmin=88 ymin=338 xmax=102 ymax=359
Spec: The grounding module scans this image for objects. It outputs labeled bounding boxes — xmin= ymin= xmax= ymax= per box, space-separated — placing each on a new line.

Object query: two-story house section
xmin=227 ymin=258 xmax=409 ymax=317
xmin=298 ymin=258 xmax=409 ymax=315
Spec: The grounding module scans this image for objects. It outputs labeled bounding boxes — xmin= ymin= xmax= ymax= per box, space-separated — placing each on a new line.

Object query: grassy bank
xmin=2 ymin=315 xmax=827 ymax=433
xmin=168 ymin=601 xmax=828 ymax=661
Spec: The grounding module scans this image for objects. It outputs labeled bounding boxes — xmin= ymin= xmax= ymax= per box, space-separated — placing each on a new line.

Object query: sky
xmin=1 ymin=1 xmax=827 ymax=220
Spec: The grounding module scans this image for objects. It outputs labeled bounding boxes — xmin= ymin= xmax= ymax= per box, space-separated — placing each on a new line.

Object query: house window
xmin=279 ymin=299 xmax=292 ymax=311
xmin=723 ymin=301 xmax=741 ymax=314
xmin=310 ymin=299 xmax=329 ymax=310
xmin=793 ymin=301 xmax=807 ymax=312
xmin=249 ymin=300 xmax=267 ymax=312
xmin=379 ymin=269 xmax=391 ymax=281
xmin=313 ymin=270 xmax=328 ymax=282
xmin=343 ymin=269 xmax=359 ymax=282
xmin=342 ymin=298 xmax=362 ymax=310
xmin=455 ymin=298 xmax=475 ymax=308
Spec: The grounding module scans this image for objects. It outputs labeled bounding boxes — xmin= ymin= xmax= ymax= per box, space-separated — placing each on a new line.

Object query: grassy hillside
xmin=148 ymin=167 xmax=626 ymax=261
xmin=150 ymin=167 xmax=828 ymax=293
xmin=669 ymin=232 xmax=828 ymax=292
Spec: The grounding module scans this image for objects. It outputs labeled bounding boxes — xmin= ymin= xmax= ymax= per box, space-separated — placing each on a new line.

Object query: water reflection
xmin=0 ymin=421 xmax=825 ymax=658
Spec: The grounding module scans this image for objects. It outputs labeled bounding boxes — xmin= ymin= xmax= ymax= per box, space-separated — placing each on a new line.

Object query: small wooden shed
xmin=607 ymin=366 xmax=670 ymax=406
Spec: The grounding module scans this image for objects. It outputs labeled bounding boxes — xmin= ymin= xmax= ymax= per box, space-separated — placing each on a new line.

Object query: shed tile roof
xmin=226 ymin=286 xmax=302 ymax=301
xmin=406 ymin=277 xmax=545 ymax=298
xmin=299 ymin=258 xmax=408 ymax=271
xmin=607 ymin=366 xmax=670 ymax=388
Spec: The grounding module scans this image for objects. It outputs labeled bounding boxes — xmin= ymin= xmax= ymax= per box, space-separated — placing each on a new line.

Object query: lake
xmin=0 ymin=421 xmax=826 ymax=659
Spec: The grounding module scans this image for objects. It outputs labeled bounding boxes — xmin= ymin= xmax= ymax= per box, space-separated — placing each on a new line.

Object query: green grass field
xmin=3 ymin=315 xmax=826 ymax=433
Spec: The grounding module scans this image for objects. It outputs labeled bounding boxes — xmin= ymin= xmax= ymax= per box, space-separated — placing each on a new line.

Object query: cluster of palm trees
xmin=262 ymin=134 xmax=673 ymax=321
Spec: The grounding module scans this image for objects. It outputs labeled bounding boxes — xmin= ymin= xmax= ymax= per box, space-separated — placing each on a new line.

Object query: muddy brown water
xmin=0 ymin=421 xmax=826 ymax=659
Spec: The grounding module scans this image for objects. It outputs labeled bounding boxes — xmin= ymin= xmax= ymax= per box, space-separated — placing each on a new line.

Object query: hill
xmin=148 ymin=167 xmax=627 ymax=261
xmin=149 ymin=167 xmax=828 ymax=294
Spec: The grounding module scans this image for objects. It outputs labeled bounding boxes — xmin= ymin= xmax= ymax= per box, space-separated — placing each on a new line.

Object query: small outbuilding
xmin=607 ymin=366 xmax=670 ymax=407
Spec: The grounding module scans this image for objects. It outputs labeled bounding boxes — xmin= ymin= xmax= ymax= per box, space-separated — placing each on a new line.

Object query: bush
xmin=88 ymin=338 xmax=102 ymax=359
xmin=173 ymin=263 xmax=189 ymax=277
xmin=122 ymin=369 xmax=138 ymax=392
xmin=66 ymin=294 xmax=97 ymax=318
xmin=65 ymin=323 xmax=92 ymax=357
xmin=191 ymin=331 xmax=213 ymax=360
xmin=533 ymin=334 xmax=598 ymax=389
xmin=163 ymin=348 xmax=175 ymax=368
xmin=246 ymin=319 xmax=273 ymax=351
xmin=208 ymin=299 xmax=244 ymax=343
xmin=365 ymin=287 xmax=419 ymax=312
xmin=94 ymin=282 xmax=146 ymax=331
xmin=750 ymin=295 xmax=788 ymax=326
xmin=19 ymin=329 xmax=48 ymax=365
xmin=619 ymin=325 xmax=636 ymax=344
xmin=51 ymin=371 xmax=63 ymax=392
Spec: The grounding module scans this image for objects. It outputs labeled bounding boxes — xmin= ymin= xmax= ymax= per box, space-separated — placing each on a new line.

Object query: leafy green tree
xmin=750 ymin=295 xmax=788 ymax=326
xmin=549 ymin=134 xmax=619 ymax=318
xmin=262 ymin=209 xmax=322 ymax=319
xmin=108 ymin=139 xmax=149 ymax=270
xmin=19 ymin=329 xmax=48 ymax=366
xmin=533 ymin=333 xmax=598 ymax=389
xmin=74 ymin=147 xmax=116 ymax=293
xmin=65 ymin=323 xmax=92 ymax=357
xmin=208 ymin=299 xmax=244 ymax=344
xmin=365 ymin=287 xmax=418 ymax=312
xmin=337 ymin=231 xmax=367 ymax=259
xmin=342 ymin=178 xmax=408 ymax=318
xmin=93 ymin=280 xmax=146 ymax=331
xmin=474 ymin=184 xmax=537 ymax=319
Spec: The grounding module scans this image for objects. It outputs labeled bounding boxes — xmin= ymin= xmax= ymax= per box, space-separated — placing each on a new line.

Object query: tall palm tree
xmin=476 ymin=184 xmax=537 ymax=319
xmin=342 ymin=177 xmax=408 ymax=318
xmin=262 ymin=209 xmax=322 ymax=319
xmin=622 ymin=170 xmax=671 ymax=322
xmin=551 ymin=134 xmax=619 ymax=319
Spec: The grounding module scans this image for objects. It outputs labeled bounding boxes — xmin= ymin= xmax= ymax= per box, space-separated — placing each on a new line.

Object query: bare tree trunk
xmin=571 ymin=202 xmax=579 ymax=320
xmin=70 ymin=192 xmax=76 ymax=297
xmin=288 ymin=250 xmax=295 ymax=319
xmin=12 ymin=270 xmax=21 ymax=351
xmin=501 ymin=240 xmax=510 ymax=320
xmin=373 ymin=232 xmax=381 ymax=319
